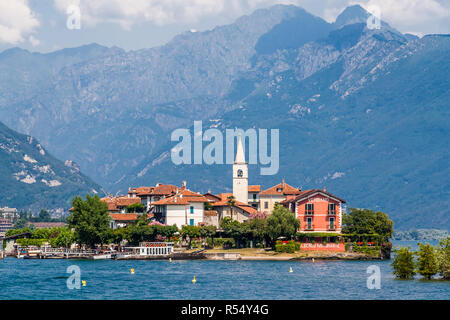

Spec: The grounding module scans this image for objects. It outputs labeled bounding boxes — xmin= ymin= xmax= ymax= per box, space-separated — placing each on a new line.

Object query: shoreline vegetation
xmin=2 ymin=195 xmax=395 ymax=261
xmin=391 ymin=237 xmax=450 ymax=281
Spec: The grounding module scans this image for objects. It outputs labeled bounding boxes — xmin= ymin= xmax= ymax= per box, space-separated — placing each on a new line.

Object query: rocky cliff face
xmin=0 ymin=5 xmax=448 ymax=228
xmin=0 ymin=121 xmax=102 ymax=211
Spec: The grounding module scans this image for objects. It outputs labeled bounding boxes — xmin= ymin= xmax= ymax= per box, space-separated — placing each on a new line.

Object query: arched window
xmin=237 ymin=169 xmax=243 ymax=177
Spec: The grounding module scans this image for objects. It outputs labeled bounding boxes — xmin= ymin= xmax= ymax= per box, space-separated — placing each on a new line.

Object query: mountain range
xmin=0 ymin=5 xmax=448 ymax=229
xmin=0 ymin=121 xmax=102 ymax=212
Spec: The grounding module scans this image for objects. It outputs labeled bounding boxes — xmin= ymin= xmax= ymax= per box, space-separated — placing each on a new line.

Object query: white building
xmin=233 ymin=136 xmax=248 ymax=204
xmin=152 ymin=189 xmax=209 ymax=228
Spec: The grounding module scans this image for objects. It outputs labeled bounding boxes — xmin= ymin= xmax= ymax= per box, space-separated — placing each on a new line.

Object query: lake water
xmin=1 ymin=241 xmax=448 ymax=300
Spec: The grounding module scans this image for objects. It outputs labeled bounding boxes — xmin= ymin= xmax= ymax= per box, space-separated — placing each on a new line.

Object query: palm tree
xmin=227 ymin=195 xmax=236 ymax=221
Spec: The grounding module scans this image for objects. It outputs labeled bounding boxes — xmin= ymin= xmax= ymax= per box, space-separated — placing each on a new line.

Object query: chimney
xmin=182 ymin=180 xmax=187 ymax=189
xmin=323 ymin=187 xmax=327 ymax=192
xmin=282 ymin=178 xmax=285 ymax=188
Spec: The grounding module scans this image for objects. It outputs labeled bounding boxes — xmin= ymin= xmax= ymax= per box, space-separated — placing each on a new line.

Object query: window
xmin=237 ymin=169 xmax=243 ymax=177
xmin=264 ymin=202 xmax=268 ymax=209
xmin=329 ymin=217 xmax=335 ymax=230
xmin=305 ymin=203 xmax=314 ymax=215
xmin=328 ymin=203 xmax=336 ymax=215
xmin=253 ymin=194 xmax=257 ymax=201
xmin=190 ymin=206 xmax=194 ymax=214
xmin=190 ymin=219 xmax=194 ymax=226
xmin=307 ymin=217 xmax=313 ymax=230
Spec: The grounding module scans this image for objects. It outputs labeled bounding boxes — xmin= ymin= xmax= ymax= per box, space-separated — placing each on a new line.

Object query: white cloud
xmin=0 ymin=0 xmax=40 ymax=45
xmin=53 ymin=0 xmax=298 ymax=28
xmin=28 ymin=35 xmax=40 ymax=47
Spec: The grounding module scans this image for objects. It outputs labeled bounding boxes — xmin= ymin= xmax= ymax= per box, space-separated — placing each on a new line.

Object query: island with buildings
xmin=1 ymin=137 xmax=393 ymax=261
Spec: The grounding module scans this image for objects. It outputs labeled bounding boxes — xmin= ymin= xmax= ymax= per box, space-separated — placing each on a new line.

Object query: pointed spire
xmin=235 ymin=135 xmax=246 ymax=163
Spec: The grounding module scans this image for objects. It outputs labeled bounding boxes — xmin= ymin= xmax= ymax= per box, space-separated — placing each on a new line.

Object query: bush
xmin=392 ymin=247 xmax=415 ymax=279
xmin=16 ymin=238 xmax=47 ymax=247
xmin=353 ymin=245 xmax=380 ymax=256
xmin=275 ymin=240 xmax=299 ymax=253
xmin=416 ymin=243 xmax=438 ymax=280
xmin=213 ymin=238 xmax=235 ymax=248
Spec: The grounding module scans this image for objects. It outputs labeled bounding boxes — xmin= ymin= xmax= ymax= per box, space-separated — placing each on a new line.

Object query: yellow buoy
xmin=312 ymin=258 xmax=315 ymax=263
xmin=169 ymin=258 xmax=172 ymax=263
xmin=192 ymin=275 xmax=197 ymax=284
xmin=82 ymin=280 xmax=86 ymax=287
xmin=130 ymin=268 xmax=135 ymax=274
xmin=289 ymin=267 xmax=293 ymax=273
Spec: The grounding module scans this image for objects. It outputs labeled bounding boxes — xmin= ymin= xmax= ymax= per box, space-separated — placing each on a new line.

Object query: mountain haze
xmin=0 ymin=5 xmax=448 ymax=229
xmin=0 ymin=121 xmax=103 ymax=211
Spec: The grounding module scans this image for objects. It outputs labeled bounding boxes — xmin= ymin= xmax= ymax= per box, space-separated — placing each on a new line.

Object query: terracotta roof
xmin=259 ymin=182 xmax=302 ymax=196
xmin=128 ymin=186 xmax=154 ymax=196
xmin=101 ymin=196 xmax=141 ymax=212
xmin=150 ymin=184 xmax=179 ymax=195
xmin=204 ymin=210 xmax=218 ymax=217
xmin=152 ymin=189 xmax=208 ymax=205
xmin=110 ymin=214 xmax=138 ymax=221
xmin=248 ymin=185 xmax=261 ymax=192
xmin=212 ymin=193 xmax=258 ymax=215
xmin=203 ymin=193 xmax=221 ymax=202
xmin=281 ymin=189 xmax=346 ymax=204
xmin=26 ymin=222 xmax=67 ymax=229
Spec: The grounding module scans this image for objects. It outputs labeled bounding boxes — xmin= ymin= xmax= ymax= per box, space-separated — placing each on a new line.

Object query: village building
xmin=258 ymin=179 xmax=303 ymax=214
xmin=0 ymin=218 xmax=13 ymax=237
xmin=232 ymin=137 xmax=248 ymax=204
xmin=0 ymin=207 xmax=18 ymax=223
xmin=25 ymin=222 xmax=67 ymax=229
xmin=127 ymin=183 xmax=182 ymax=211
xmin=101 ymin=196 xmax=142 ymax=214
xmin=248 ymin=185 xmax=261 ymax=210
xmin=210 ymin=193 xmax=258 ymax=223
xmin=110 ymin=214 xmax=139 ymax=229
xmin=152 ymin=189 xmax=209 ymax=228
xmin=281 ymin=188 xmax=346 ymax=233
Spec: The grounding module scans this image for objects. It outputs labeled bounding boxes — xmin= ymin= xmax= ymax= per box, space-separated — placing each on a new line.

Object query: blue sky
xmin=0 ymin=0 xmax=449 ymax=53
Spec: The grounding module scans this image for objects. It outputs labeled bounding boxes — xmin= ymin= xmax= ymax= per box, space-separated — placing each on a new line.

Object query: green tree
xmin=220 ymin=217 xmax=251 ymax=248
xmin=67 ymin=195 xmax=111 ymax=248
xmin=416 ymin=243 xmax=438 ymax=280
xmin=342 ymin=208 xmax=394 ymax=240
xmin=391 ymin=247 xmax=416 ymax=279
xmin=436 ymin=237 xmax=450 ymax=280
xmin=266 ymin=204 xmax=300 ymax=246
xmin=248 ymin=216 xmax=268 ymax=247
xmin=13 ymin=218 xmax=28 ymax=229
xmin=37 ymin=210 xmax=52 ymax=222
xmin=204 ymin=202 xmax=213 ymax=211
xmin=180 ymin=225 xmax=201 ymax=249
xmin=199 ymin=225 xmax=216 ymax=247
xmin=49 ymin=227 xmax=75 ymax=248
xmin=227 ymin=195 xmax=236 ymax=220
xmin=126 ymin=203 xmax=145 ymax=213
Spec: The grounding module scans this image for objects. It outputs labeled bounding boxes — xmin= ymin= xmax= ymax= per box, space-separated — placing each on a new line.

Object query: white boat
xmin=90 ymin=250 xmax=117 ymax=260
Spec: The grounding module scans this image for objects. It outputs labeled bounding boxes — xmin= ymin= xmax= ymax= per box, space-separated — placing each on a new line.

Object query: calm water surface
xmin=1 ymin=241 xmax=448 ymax=300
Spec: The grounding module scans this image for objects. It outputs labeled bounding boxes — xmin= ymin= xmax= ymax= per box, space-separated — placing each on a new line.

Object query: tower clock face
xmin=237 ymin=169 xmax=243 ymax=177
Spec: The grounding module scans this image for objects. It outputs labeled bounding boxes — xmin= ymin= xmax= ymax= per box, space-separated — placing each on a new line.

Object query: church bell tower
xmin=233 ymin=136 xmax=248 ymax=204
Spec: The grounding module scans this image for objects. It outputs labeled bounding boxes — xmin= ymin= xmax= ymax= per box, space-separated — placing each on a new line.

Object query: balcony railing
xmin=305 ymin=210 xmax=314 ymax=215
xmin=327 ymin=210 xmax=336 ymax=215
